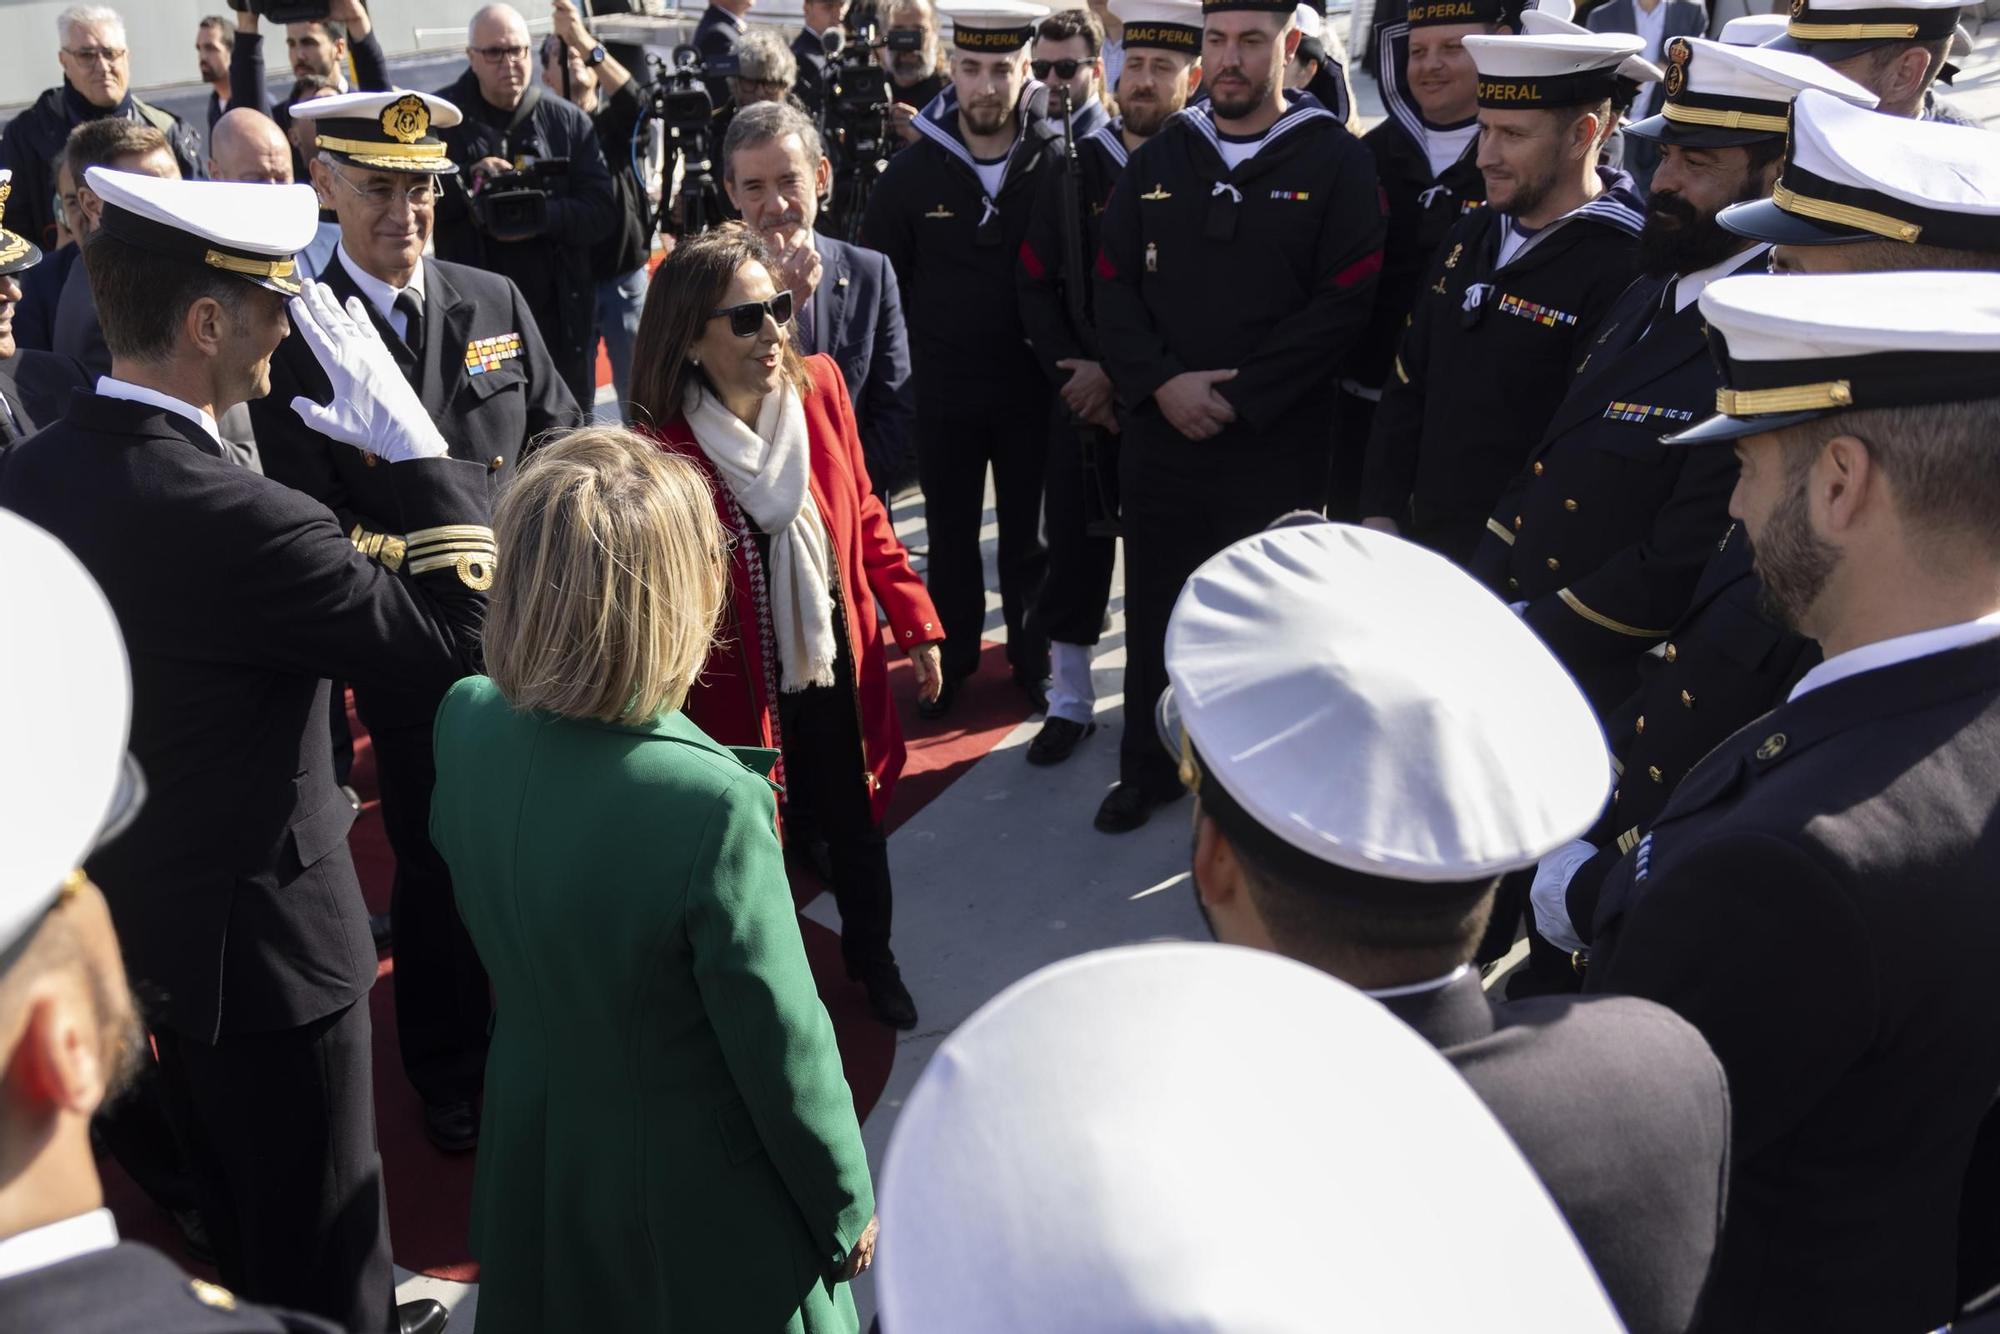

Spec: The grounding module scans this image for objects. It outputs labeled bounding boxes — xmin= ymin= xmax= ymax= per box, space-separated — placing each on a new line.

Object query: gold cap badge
xmin=382 ymin=94 xmax=431 ymax=145
xmin=1664 ymin=38 xmax=1690 ymax=98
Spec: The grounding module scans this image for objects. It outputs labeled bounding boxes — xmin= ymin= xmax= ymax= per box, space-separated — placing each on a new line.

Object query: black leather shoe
xmin=1093 ymin=782 xmax=1180 ymax=834
xmin=1026 ymin=717 xmax=1096 ymax=766
xmin=1012 ymin=671 xmax=1050 ymax=714
xmin=423 ymin=1099 xmax=479 ymax=1154
xmin=369 ymin=912 xmax=393 ymax=953
xmin=853 ymin=962 xmax=918 ymax=1030
xmin=916 ymin=672 xmax=959 ymax=720
xmin=397 ymin=1298 xmax=449 ymax=1334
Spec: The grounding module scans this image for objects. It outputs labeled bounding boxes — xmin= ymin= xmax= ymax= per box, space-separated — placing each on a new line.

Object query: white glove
xmin=1529 ymin=838 xmax=1597 ymax=956
xmin=286 ymin=281 xmax=448 ymax=463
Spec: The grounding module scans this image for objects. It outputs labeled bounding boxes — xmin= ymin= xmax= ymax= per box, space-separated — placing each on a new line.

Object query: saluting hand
xmin=908 ymin=642 xmax=944 ymax=705
xmin=1155 ymin=369 xmax=1238 ymax=442
xmin=287 ymin=282 xmax=449 ymax=463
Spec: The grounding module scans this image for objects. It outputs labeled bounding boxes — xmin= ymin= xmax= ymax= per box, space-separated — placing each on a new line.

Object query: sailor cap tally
xmin=1769 ymin=0 xmax=1964 ymax=57
xmin=1464 ymin=32 xmax=1647 ymax=109
xmin=1407 ymin=0 xmax=1512 ymax=31
xmin=290 ymin=90 xmax=462 ymax=175
xmin=1624 ymin=34 xmax=1875 ymax=147
xmin=875 ymin=944 xmax=1625 ymax=1334
xmin=0 ymin=170 xmax=42 ymax=277
xmin=939 ymin=0 xmax=1050 ymax=51
xmin=1666 ymin=270 xmax=2000 ymax=444
xmin=1158 ymin=521 xmax=1610 ymax=886
xmin=1719 ymin=88 xmax=2000 ymax=249
xmin=0 ymin=510 xmax=141 ymax=967
xmin=84 ymin=167 xmax=318 ymax=297
xmin=1109 ymin=0 xmax=1203 ymax=53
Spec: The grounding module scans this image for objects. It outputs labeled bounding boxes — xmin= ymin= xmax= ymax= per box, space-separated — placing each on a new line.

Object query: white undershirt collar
xmin=1788 ymin=612 xmax=2000 ymax=703
xmin=1674 ymin=244 xmax=1768 ymax=313
xmin=94 ymin=376 xmax=223 ymax=452
xmin=0 ymin=1209 xmax=119 ymax=1283
xmin=335 ymin=243 xmax=427 ymax=339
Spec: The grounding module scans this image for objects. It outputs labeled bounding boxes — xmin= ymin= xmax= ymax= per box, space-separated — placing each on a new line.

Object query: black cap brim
xmin=1623 ymin=112 xmax=1781 ymax=149
xmin=1716 ymin=196 xmax=1869 ymax=246
xmin=1662 ymin=406 xmax=1831 ymax=445
xmin=0 ymin=229 xmax=42 ymax=278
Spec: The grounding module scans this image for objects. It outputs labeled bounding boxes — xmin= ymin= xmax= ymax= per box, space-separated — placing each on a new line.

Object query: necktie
xmin=795 ymin=295 xmax=817 ymax=356
xmin=394 ymin=291 xmax=424 ymax=361
xmin=0 ymin=389 xmax=20 ymax=445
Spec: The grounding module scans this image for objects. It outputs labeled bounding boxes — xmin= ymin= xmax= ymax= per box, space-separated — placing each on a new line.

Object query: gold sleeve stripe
xmin=1615 ymin=826 xmax=1643 ymax=855
xmin=1610 ymin=754 xmax=1625 ymax=777
xmin=1485 ymin=517 xmax=1516 ymax=547
xmin=1394 ymin=356 xmax=1409 ymax=385
xmin=406 ymin=524 xmax=496 ymax=543
xmin=1557 ymin=588 xmax=1670 ymax=639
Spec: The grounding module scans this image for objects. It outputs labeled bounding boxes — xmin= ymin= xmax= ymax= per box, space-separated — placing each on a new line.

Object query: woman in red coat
xmin=631 ymin=228 xmax=943 ymax=1029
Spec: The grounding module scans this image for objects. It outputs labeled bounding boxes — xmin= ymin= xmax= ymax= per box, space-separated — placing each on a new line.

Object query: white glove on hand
xmin=1529 ymin=838 xmax=1597 ymax=956
xmin=287 ymin=281 xmax=448 ymax=463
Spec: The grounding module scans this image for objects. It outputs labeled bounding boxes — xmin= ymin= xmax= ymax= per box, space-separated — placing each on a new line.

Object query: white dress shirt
xmin=1675 ymin=243 xmax=1770 ymax=313
xmin=1633 ymin=0 xmax=1669 ymax=65
xmin=335 ymin=243 xmax=427 ymax=341
xmin=94 ymin=376 xmax=224 ymax=453
xmin=1789 ymin=612 xmax=2000 ymax=703
xmin=0 ymin=1209 xmax=118 ymax=1283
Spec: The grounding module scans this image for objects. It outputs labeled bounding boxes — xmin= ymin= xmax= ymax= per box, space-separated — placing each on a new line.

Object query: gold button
xmin=1533 ymin=461 xmax=1544 ymax=476
xmin=1545 ymin=557 xmax=1560 ymax=572
xmin=1663 ymin=642 xmax=1678 ymax=663
xmin=189 ymin=1280 xmax=237 ymax=1311
xmin=1513 ymin=515 xmax=1523 ymax=531
xmin=1611 ymin=786 xmax=1619 ymax=803
xmin=1755 ymin=732 xmax=1787 ymax=761
xmin=490 ymin=455 xmax=505 ymax=471
xmin=1680 ymin=689 xmax=1695 ymax=709
xmin=1506 ymin=577 xmax=1518 ymax=592
xmin=1635 ymin=715 xmax=1645 ymax=735
xmin=1647 ymin=765 xmax=1663 ymax=783
xmin=363 ymin=453 xmax=378 ymax=468
xmin=1563 ymin=498 xmax=1579 ymax=512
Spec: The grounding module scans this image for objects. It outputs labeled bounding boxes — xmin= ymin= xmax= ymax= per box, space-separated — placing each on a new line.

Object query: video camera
xmin=822 ymin=20 xmax=896 ymax=241
xmin=226 ymin=0 xmax=332 ymax=21
xmin=638 ymin=45 xmax=727 ymax=235
xmin=473 ymin=157 xmax=571 ymax=242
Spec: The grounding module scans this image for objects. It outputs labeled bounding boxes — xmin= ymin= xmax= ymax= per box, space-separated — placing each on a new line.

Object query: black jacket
xmin=806 ymin=235 xmax=915 ymax=491
xmin=1017 ymin=118 xmax=1128 ymax=384
xmin=694 ymin=4 xmax=746 ymax=106
xmin=0 ymin=347 xmax=87 ymax=441
xmin=1350 ymin=114 xmax=1484 ymax=394
xmin=0 ymin=1241 xmax=341 ymax=1333
xmin=0 ymin=84 xmax=203 ymax=251
xmin=1094 ymin=98 xmax=1384 ymax=453
xmin=1384 ymin=972 xmax=1728 ymax=1334
xmin=1473 ymin=253 xmax=1761 ymax=707
xmin=793 ymin=28 xmax=834 ymax=118
xmin=433 ymin=74 xmax=619 ymax=407
xmin=1360 ymin=171 xmax=1643 ymax=561
xmin=1563 ymin=522 xmax=1818 ymax=943
xmin=861 ymin=82 xmax=1066 ymax=411
xmin=13 ymin=241 xmax=78 ymax=353
xmin=0 ymin=394 xmax=494 ymax=1040
xmin=587 ymin=81 xmax=654 ymax=280
xmin=1590 ymin=638 xmax=2000 ymax=1332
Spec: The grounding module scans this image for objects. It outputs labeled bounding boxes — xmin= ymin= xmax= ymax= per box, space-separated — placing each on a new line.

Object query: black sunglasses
xmin=709 ymin=290 xmax=794 ymax=337
xmin=1031 ymin=58 xmax=1083 ymax=79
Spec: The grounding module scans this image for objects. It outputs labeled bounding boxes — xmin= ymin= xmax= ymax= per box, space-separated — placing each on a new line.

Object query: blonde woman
xmin=430 ymin=428 xmax=877 ymax=1334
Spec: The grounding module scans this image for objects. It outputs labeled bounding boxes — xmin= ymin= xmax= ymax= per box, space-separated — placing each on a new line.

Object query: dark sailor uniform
xmin=1470 ymin=253 xmax=1762 ymax=710
xmin=862 ymin=82 xmax=1066 ymax=687
xmin=1017 ymin=118 xmax=1129 ymax=657
xmin=0 ymin=1242 xmax=342 ymax=1333
xmin=1094 ymin=95 xmax=1383 ymax=796
xmin=1359 ymin=169 xmax=1643 ymax=563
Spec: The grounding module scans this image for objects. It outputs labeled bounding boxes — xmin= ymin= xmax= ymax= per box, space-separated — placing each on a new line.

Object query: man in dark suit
xmin=695 ymin=0 xmax=757 ymax=106
xmin=1167 ymin=516 xmax=1729 ymax=1334
xmin=1587 ymin=269 xmax=2000 ymax=1334
xmin=1586 ymin=0 xmax=1706 ymax=188
xmin=0 ymin=509 xmax=382 ymax=1334
xmin=724 ymin=100 xmax=915 ymax=492
xmin=256 ymin=90 xmax=581 ymax=1157
xmin=794 ymin=0 xmax=851 ymax=119
xmin=0 ymin=168 xmax=471 ymax=1334
xmin=0 ymin=172 xmax=87 ymax=445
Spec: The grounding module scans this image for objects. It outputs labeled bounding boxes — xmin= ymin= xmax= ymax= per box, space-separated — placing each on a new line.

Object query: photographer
xmin=794 ymin=0 xmax=851 ymax=117
xmin=437 ymin=2 xmax=618 ymax=413
xmin=547 ymin=0 xmax=655 ymax=422
xmin=880 ymin=0 xmax=951 ymax=145
xmin=225 ymin=0 xmax=392 ymax=185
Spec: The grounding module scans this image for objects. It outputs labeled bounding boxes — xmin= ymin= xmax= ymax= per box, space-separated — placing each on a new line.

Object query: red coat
xmin=645 ymin=355 xmax=943 ymax=826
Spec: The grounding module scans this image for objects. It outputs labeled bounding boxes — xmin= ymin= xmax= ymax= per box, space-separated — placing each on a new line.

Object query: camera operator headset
xmin=435 ymin=2 xmax=618 ymax=412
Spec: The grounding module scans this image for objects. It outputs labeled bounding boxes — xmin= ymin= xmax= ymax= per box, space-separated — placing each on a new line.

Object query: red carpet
xmin=105 ymin=632 xmax=1030 ymax=1281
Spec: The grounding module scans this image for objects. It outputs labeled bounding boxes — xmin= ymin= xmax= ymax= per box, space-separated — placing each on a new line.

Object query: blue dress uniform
xmin=1093 ymin=74 xmax=1384 ymax=808
xmin=1588 ymin=270 xmax=2000 ymax=1334
xmin=0 ymin=1242 xmax=343 ymax=1334
xmin=0 ymin=169 xmax=495 ymax=1333
xmin=0 ymin=171 xmax=87 ymax=446
xmin=862 ymin=31 xmax=1066 ymax=698
xmin=255 ymin=93 xmax=581 ymax=1141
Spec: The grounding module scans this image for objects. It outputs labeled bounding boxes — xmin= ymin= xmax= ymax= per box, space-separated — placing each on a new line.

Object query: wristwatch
xmin=586 ymin=43 xmax=608 ymax=67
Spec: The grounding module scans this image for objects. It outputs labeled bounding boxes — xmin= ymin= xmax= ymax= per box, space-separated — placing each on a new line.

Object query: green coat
xmin=430 ymin=676 xmax=875 ymax=1333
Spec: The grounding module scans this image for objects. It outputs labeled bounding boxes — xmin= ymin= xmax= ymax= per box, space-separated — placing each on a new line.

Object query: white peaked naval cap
xmin=875 ymin=944 xmax=1624 ymax=1334
xmin=1161 ymin=521 xmax=1610 ymax=882
xmin=1625 ymin=35 xmax=1875 ymax=146
xmin=0 ymin=511 xmax=137 ymax=961
xmin=1719 ymin=13 xmax=1789 ymax=43
xmin=84 ymin=167 xmax=319 ymax=296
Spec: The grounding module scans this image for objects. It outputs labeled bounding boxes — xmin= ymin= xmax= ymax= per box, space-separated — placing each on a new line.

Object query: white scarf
xmin=684 ymin=382 xmax=838 ymax=692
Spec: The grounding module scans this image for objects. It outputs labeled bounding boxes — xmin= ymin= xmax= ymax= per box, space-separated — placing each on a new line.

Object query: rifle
xmin=1053 ymin=88 xmax=1122 ymax=538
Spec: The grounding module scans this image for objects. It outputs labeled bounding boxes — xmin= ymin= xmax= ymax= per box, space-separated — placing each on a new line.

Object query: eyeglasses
xmin=64 ymin=46 xmax=128 ymax=65
xmin=1031 ymin=58 xmax=1084 ymax=80
xmin=471 ymin=44 xmax=532 ymax=62
xmin=709 ymin=291 xmax=794 ymax=337
xmin=327 ymin=163 xmax=439 ymax=209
